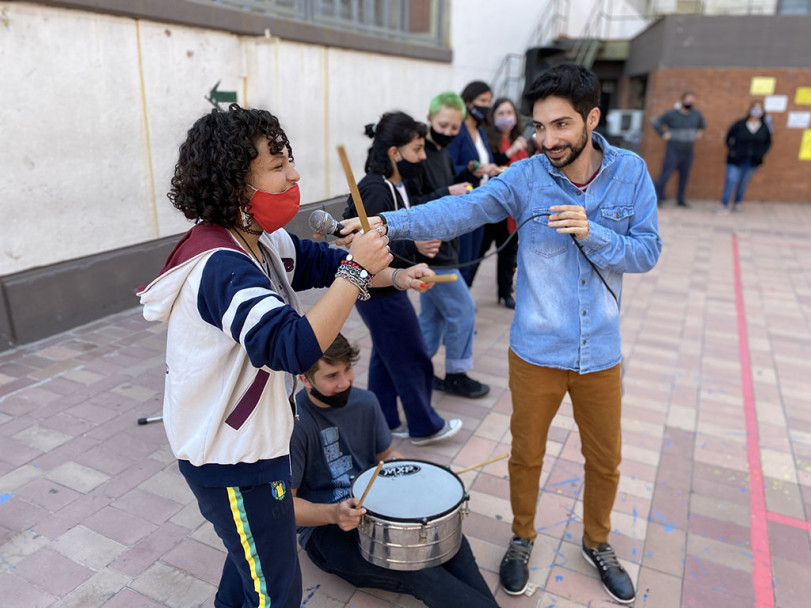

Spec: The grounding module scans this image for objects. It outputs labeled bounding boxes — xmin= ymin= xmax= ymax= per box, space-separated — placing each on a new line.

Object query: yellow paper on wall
xmin=795 ymin=87 xmax=811 ymax=105
xmin=800 ymin=130 xmax=811 ymax=161
xmin=750 ymin=77 xmax=776 ymax=96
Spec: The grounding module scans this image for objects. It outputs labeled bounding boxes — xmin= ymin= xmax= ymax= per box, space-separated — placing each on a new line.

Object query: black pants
xmin=186 ymin=479 xmax=302 ymax=608
xmin=469 ymin=219 xmax=517 ymax=299
xmin=305 ymin=525 xmax=498 ymax=608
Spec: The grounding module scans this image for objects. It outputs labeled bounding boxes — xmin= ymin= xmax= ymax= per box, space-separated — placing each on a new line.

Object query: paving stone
xmin=129 ymin=561 xmax=216 ymax=607
xmin=12 ymin=547 xmax=95 ymax=596
xmin=52 ymin=525 xmax=128 ymax=569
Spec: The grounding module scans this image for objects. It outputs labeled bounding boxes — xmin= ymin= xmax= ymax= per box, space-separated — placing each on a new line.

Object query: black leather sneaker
xmin=581 ymin=542 xmax=636 ymax=604
xmin=443 ymin=373 xmax=490 ymax=399
xmin=499 ymin=537 xmax=533 ymax=595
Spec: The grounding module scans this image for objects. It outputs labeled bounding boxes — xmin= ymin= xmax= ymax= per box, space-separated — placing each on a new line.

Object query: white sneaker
xmin=390 ymin=424 xmax=409 ymax=438
xmin=410 ymin=419 xmax=462 ymax=446
xmin=715 ymin=207 xmax=731 ymax=215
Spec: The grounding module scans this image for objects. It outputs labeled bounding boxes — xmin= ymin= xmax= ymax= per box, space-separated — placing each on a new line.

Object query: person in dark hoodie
xmin=404 ymin=91 xmax=490 ymax=399
xmin=138 ymin=104 xmax=432 ymax=608
xmin=343 ymin=110 xmax=462 ymax=446
xmin=716 ymin=99 xmax=771 ymax=214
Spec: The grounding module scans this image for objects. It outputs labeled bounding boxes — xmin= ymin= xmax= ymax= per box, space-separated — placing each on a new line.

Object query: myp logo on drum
xmin=271 ymin=480 xmax=286 ymax=501
xmin=380 ymin=463 xmax=421 ymax=478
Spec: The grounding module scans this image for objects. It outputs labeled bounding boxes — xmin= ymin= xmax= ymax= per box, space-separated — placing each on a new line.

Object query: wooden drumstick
xmin=422 ymin=274 xmax=458 ymax=284
xmin=356 ymin=460 xmax=384 ymax=509
xmin=454 ymin=454 xmax=508 ymax=475
xmin=337 ymin=145 xmax=372 ymax=234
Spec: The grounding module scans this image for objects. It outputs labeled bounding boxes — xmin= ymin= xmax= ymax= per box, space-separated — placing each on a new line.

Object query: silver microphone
xmin=308 ymin=209 xmax=346 ymax=237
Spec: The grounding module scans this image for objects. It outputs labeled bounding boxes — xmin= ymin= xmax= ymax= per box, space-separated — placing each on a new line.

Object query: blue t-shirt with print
xmin=290 ymin=387 xmax=391 ymax=548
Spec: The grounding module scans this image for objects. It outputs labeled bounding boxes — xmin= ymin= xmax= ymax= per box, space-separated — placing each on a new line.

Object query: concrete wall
xmin=0 ymin=0 xmax=551 ymax=278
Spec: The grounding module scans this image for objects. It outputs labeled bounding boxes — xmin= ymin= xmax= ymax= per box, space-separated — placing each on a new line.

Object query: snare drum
xmin=350 ymin=459 xmax=469 ymax=571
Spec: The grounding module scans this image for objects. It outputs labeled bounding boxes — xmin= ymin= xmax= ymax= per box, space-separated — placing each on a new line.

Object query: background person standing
xmin=717 ymin=100 xmax=771 ymax=214
xmin=651 ymin=91 xmax=706 ymax=207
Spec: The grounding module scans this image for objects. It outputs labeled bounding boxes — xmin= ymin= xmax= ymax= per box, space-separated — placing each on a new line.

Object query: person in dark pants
xmin=446 ymin=81 xmax=502 ymax=286
xmin=291 ymin=335 xmax=499 ymax=608
xmin=138 ymin=104 xmax=403 ymax=608
xmin=343 ymin=111 xmax=462 ymax=445
xmin=652 ymin=91 xmax=706 ymax=207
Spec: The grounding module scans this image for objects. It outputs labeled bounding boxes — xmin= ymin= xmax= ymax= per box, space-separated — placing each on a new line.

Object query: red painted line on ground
xmin=766 ymin=511 xmax=811 ymax=531
xmin=732 ymin=233 xmax=775 ymax=608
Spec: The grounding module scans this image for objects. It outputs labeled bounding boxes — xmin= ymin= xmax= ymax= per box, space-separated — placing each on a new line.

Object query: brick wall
xmin=640 ymin=67 xmax=811 ymax=203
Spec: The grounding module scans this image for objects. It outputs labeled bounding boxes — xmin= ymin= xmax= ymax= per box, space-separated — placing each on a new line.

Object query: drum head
xmin=351 ymin=459 xmax=464 ymax=521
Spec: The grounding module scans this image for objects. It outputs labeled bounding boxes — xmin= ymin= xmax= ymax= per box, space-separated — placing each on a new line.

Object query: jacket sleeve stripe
xmin=221 ymin=286 xmax=284 ymax=338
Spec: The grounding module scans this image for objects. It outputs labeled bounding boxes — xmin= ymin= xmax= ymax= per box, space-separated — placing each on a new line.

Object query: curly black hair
xmin=168 ymin=103 xmax=293 ymax=227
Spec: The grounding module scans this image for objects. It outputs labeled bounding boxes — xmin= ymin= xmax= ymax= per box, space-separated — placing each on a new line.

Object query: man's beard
xmin=543 ymin=125 xmax=589 ymax=168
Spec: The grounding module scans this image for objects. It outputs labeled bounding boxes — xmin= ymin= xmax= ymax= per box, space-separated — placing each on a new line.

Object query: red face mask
xmin=246 ymin=183 xmax=301 ymax=234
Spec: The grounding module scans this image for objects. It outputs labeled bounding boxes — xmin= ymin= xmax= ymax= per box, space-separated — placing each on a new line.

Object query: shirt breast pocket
xmin=599 ymin=206 xmax=635 ymax=235
xmin=528 ymin=207 xmax=569 ymax=258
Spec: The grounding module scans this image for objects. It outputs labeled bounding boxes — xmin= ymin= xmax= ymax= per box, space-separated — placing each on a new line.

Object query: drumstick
xmin=422 ymin=274 xmax=458 ymax=284
xmin=454 ymin=454 xmax=508 ymax=475
xmin=337 ymin=145 xmax=372 ymax=233
xmin=356 ymin=460 xmax=384 ymax=509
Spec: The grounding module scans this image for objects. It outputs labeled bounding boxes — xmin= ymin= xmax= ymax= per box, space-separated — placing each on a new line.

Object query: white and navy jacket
xmin=138 ymin=223 xmax=345 ymax=487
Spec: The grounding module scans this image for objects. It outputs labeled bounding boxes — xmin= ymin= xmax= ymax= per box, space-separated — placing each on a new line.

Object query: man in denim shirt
xmin=338 ymin=64 xmax=661 ymax=604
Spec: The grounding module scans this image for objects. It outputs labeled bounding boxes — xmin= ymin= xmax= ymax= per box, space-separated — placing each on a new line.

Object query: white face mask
xmin=494 ymin=115 xmax=517 ymax=133
xmin=750 ymin=107 xmax=764 ymax=118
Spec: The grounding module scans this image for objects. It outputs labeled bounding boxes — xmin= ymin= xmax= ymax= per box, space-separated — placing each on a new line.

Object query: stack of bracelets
xmin=335 ymin=255 xmax=373 ymax=300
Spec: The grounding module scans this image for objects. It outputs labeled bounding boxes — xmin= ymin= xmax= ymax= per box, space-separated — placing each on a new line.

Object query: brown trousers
xmin=508 ymin=349 xmax=622 ymax=547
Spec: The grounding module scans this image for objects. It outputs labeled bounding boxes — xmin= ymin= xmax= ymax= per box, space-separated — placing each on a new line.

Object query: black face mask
xmin=469 ymin=104 xmax=490 ymax=125
xmin=309 ymin=385 xmax=352 ymax=408
xmin=682 ymin=103 xmax=693 ymax=111
xmin=430 ymin=126 xmax=457 ymax=148
xmin=396 ymin=158 xmax=423 ymax=180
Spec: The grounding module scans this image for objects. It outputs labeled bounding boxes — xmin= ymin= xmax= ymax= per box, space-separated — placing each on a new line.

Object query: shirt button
xmin=581 ymin=280 xmax=585 ymax=285
xmin=576 ymin=191 xmax=582 ymax=196
xmin=582 ymin=339 xmax=587 ymax=344
xmin=615 ymin=212 xmax=620 ymax=218
xmin=582 ymin=310 xmax=587 ymax=316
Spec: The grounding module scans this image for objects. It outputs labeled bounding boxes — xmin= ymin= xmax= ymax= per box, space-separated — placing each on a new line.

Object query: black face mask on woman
xmin=469 ymin=104 xmax=490 ymax=125
xmin=309 ymin=385 xmax=352 ymax=408
xmin=396 ymin=158 xmax=423 ymax=180
xmin=430 ymin=126 xmax=457 ymax=148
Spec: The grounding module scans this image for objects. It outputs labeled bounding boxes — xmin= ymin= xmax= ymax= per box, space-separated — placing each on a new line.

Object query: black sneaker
xmin=581 ymin=542 xmax=636 ymax=604
xmin=443 ymin=373 xmax=490 ymax=399
xmin=500 ymin=537 xmax=533 ymax=595
xmin=677 ymin=200 xmax=690 ymax=208
xmin=432 ymin=375 xmax=446 ymax=391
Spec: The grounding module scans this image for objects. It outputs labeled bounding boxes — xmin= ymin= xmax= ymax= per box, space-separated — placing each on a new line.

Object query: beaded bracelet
xmin=390 ymin=268 xmax=406 ymax=291
xmin=336 ymin=258 xmax=373 ymax=301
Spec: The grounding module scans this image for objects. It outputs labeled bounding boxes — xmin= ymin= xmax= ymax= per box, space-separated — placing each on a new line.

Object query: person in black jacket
xmin=717 ymin=100 xmax=772 ymax=214
xmin=405 ymin=92 xmax=490 ymax=399
xmin=343 ymin=111 xmax=462 ymax=445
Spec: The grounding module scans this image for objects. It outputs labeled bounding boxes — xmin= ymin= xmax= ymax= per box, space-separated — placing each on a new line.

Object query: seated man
xmin=290 ymin=334 xmax=499 ymax=608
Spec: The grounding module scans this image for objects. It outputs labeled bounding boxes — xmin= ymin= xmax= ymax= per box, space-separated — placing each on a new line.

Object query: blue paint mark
xmin=565 ymin=532 xmax=572 ymax=540
xmin=536 ymin=518 xmax=572 ymax=532
xmin=550 ymin=477 xmax=581 ymax=487
xmin=555 ymin=575 xmax=563 ymax=582
xmin=301 ymin=584 xmax=321 ymax=605
xmin=631 ymin=547 xmax=637 ymax=556
xmin=0 ymin=493 xmax=12 ymax=504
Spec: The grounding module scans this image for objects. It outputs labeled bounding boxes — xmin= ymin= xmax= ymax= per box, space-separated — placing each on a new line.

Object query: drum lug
xmin=359 ymin=514 xmax=369 ymax=534
xmin=419 ymin=518 xmax=429 ymax=543
xmin=462 ymin=494 xmax=470 ymax=518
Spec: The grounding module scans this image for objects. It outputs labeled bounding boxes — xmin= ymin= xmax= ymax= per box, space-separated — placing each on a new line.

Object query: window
xmin=190 ymin=0 xmax=448 ymax=46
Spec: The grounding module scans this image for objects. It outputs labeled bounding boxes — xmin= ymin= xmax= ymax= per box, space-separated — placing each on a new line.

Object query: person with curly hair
xmin=138 ymin=104 xmax=433 ymax=608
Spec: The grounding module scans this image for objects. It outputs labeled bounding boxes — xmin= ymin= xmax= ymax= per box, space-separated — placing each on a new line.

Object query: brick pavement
xmin=1 ymin=200 xmax=810 ymax=607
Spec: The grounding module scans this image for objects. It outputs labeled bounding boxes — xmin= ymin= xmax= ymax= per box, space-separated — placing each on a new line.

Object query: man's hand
xmin=549 ymin=205 xmax=589 ymax=240
xmin=329 ymin=216 xmax=385 ymax=247
xmin=415 ymin=239 xmax=441 ymax=258
xmin=663 ymin=131 xmax=672 ymax=141
xmin=334 ymin=497 xmax=366 ymax=531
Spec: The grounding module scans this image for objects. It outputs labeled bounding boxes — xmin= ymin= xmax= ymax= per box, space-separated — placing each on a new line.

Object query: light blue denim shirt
xmin=384 ymin=132 xmax=662 ymax=374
